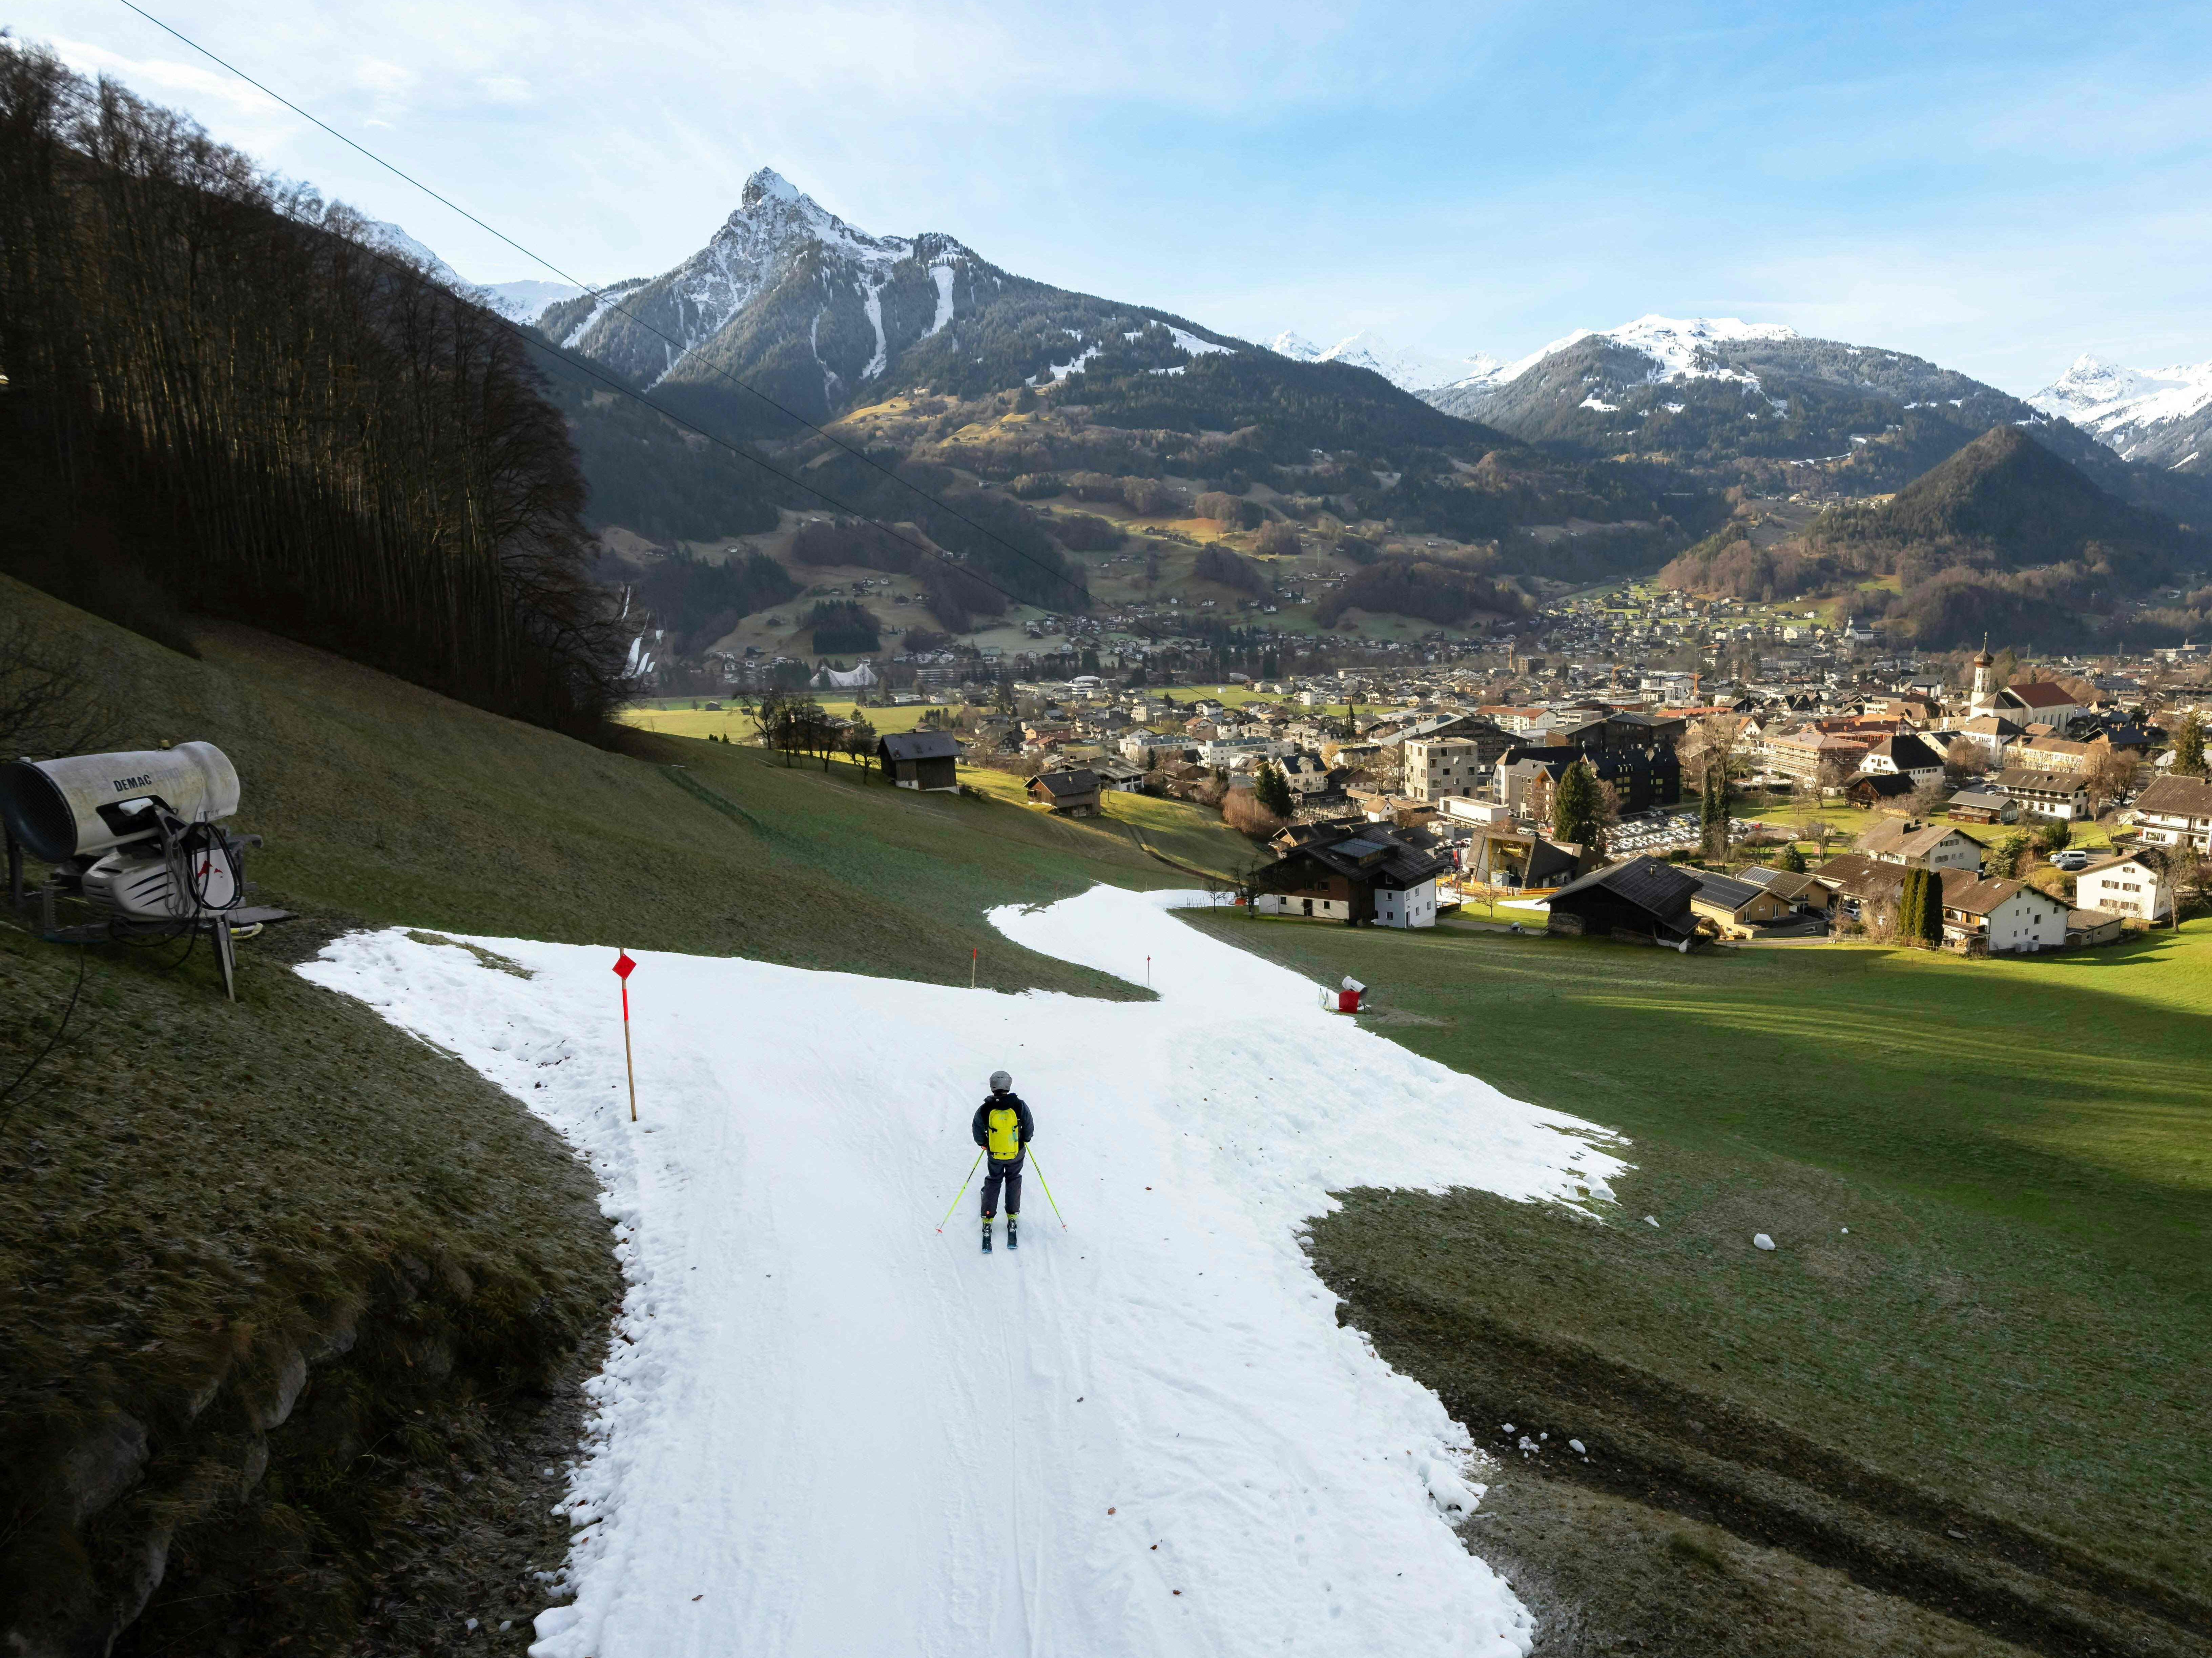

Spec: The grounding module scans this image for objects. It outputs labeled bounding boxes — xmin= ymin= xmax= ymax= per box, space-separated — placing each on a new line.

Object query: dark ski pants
xmin=981 ymin=1155 xmax=1024 ymax=1219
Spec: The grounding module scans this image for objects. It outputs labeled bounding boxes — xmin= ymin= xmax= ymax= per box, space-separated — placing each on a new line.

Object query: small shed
xmin=1029 ymin=768 xmax=1102 ymax=816
xmin=878 ymin=730 xmax=961 ymax=792
xmin=1947 ymin=786 xmax=2018 ymax=825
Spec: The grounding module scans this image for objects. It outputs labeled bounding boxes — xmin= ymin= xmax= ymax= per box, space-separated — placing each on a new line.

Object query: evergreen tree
xmin=1255 ymin=760 xmax=1295 ymax=818
xmin=2176 ymin=710 xmax=2206 ymax=777
xmin=1552 ymin=758 xmax=1605 ymax=852
xmin=1987 ymin=831 xmax=2029 ymax=879
xmin=1896 ymin=866 xmax=1924 ymax=943
xmin=1917 ymin=868 xmax=1947 ymax=945
xmin=1777 ymin=841 xmax=1807 ymax=874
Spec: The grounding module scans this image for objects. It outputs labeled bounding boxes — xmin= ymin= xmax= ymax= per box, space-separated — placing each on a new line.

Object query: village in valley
xmin=625 ymin=582 xmax=2212 ymax=958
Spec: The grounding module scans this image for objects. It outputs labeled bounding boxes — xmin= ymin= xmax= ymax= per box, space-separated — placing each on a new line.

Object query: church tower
xmin=1967 ymin=638 xmax=1998 ymax=720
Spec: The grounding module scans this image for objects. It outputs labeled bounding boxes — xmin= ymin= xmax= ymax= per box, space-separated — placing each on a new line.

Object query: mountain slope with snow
xmin=536 ymin=168 xmax=1250 ymax=431
xmin=2029 ymin=354 xmax=2212 ymax=474
xmin=1266 ymin=330 xmax=1498 ymax=393
xmin=1419 ymin=314 xmax=2209 ymax=508
xmin=300 ymin=885 xmax=1620 ymax=1657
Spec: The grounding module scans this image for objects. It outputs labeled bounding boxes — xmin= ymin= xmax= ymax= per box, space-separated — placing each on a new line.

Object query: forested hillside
xmin=1659 ymin=426 xmax=2209 ymax=646
xmin=0 ymin=47 xmax=625 ymax=731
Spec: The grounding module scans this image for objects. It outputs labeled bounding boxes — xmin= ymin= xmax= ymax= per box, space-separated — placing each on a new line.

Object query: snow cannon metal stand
xmin=1 ymin=742 xmax=294 ymax=1001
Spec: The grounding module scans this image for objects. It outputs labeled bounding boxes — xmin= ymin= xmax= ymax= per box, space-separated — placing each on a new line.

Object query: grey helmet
xmin=989 ymin=1070 xmax=1012 ymax=1093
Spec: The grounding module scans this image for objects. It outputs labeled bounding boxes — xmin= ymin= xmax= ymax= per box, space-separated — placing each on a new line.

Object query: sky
xmin=19 ymin=0 xmax=2212 ymax=393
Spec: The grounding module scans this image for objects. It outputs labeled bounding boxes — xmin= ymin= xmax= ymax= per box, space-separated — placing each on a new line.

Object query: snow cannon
xmin=1335 ymin=976 xmax=1365 ymax=1014
xmin=1 ymin=742 xmax=239 ymax=861
xmin=1 ymin=742 xmax=249 ymax=922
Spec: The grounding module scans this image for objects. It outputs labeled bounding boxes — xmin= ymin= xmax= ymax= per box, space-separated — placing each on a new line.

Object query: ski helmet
xmin=989 ymin=1070 xmax=1012 ymax=1092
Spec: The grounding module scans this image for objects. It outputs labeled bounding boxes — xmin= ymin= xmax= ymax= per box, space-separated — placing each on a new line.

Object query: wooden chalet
xmin=878 ymin=730 xmax=961 ymax=792
xmin=1028 ymin=768 xmax=1102 ymax=816
xmin=1254 ymin=823 xmax=1452 ymax=928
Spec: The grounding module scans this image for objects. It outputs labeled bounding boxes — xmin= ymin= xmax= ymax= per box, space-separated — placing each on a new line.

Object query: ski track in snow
xmin=298 ymin=885 xmax=1628 ymax=1658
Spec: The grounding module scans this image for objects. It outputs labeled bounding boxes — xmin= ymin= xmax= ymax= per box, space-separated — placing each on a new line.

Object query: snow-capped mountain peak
xmin=1600 ymin=315 xmax=1799 ymax=380
xmin=359 ymin=218 xmax=466 ymax=290
xmin=742 ymin=166 xmax=803 ymax=207
xmin=1265 ymin=328 xmax=1500 ymax=392
xmin=2027 ymin=352 xmax=2212 ymax=472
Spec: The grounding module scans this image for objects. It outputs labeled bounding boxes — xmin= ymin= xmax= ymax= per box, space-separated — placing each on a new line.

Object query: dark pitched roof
xmin=1263 ymin=823 xmax=1452 ymax=890
xmin=1692 ymin=871 xmax=1767 ymax=913
xmin=1847 ymin=772 xmax=1918 ymax=800
xmin=1031 ymin=768 xmax=1100 ymax=797
xmin=1870 ymin=732 xmax=1943 ymax=770
xmin=1548 ymin=855 xmax=1700 ymax=916
xmin=2004 ymin=681 xmax=2078 ymax=708
xmin=879 ymin=731 xmax=962 ymax=762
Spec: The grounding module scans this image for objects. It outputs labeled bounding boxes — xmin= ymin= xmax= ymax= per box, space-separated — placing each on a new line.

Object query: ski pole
xmin=1026 ymin=1150 xmax=1069 ymax=1230
xmin=935 ymin=1149 xmax=985 ymax=1232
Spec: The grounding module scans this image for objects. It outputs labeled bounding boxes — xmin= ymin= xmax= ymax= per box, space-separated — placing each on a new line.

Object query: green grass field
xmin=3 ymin=576 xmax=1263 ymax=999
xmin=1182 ymin=911 xmax=2212 ymax=1643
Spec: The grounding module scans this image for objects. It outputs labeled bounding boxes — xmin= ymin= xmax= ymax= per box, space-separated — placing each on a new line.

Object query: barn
xmin=878 ymin=731 xmax=961 ymax=792
xmin=1544 ymin=856 xmax=1699 ymax=943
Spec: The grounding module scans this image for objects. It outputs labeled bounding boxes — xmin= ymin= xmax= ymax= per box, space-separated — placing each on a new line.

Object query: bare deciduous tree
xmin=0 ymin=616 xmax=124 ymax=759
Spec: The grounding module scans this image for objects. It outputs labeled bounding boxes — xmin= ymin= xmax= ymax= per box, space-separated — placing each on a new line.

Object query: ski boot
xmin=981 ymin=1216 xmax=993 ymax=1254
xmin=1007 ymin=1213 xmax=1019 ymax=1250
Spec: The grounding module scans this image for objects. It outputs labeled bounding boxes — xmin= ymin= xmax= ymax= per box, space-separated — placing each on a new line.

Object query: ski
xmin=1007 ymin=1216 xmax=1018 ymax=1250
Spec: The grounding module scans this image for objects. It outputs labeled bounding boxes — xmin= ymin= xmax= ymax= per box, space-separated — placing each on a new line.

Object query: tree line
xmin=0 ymin=47 xmax=625 ymax=731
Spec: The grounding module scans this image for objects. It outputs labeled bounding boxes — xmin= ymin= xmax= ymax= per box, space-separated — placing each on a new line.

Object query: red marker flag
xmin=613 ymin=950 xmax=638 ymax=1121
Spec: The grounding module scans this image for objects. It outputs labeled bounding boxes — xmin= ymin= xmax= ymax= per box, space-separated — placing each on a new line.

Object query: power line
xmin=113 ymin=0 xmax=1093 ymax=610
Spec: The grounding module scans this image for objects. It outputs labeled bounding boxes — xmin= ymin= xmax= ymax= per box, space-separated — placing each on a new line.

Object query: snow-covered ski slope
xmin=300 ymin=886 xmax=1628 ymax=1657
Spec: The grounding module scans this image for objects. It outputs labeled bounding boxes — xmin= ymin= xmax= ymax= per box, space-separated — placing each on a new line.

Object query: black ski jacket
xmin=972 ymin=1092 xmax=1035 ymax=1160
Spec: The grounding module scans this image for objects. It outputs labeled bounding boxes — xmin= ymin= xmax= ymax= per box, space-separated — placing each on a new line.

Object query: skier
xmin=972 ymin=1070 xmax=1034 ymax=1253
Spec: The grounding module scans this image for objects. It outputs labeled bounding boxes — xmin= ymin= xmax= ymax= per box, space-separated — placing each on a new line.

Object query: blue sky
xmin=25 ymin=0 xmax=2212 ymax=391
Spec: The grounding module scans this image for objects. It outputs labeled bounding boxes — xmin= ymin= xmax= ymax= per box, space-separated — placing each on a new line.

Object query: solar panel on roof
xmin=1336 ymin=837 xmax=1389 ymax=858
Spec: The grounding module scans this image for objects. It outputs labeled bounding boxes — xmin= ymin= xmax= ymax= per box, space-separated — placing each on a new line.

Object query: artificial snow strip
xmin=299 ymin=886 xmax=1628 ymax=1658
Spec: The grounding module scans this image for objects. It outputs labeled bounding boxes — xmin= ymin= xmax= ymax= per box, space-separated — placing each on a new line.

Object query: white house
xmin=2074 ymin=853 xmax=2173 ymax=923
xmin=1855 ymin=818 xmax=1983 ymax=873
xmin=1938 ymin=871 xmax=2070 ymax=953
xmin=1369 ymin=879 xmax=1440 ymax=928
xmin=2129 ymin=775 xmax=2212 ymax=853
xmin=1280 ymin=753 xmax=1338 ymax=797
xmin=1857 ymin=732 xmax=1944 ymax=787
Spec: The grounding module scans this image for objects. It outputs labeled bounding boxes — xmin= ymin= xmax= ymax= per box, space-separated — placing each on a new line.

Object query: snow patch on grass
xmin=303 ymin=885 xmax=1619 ymax=1657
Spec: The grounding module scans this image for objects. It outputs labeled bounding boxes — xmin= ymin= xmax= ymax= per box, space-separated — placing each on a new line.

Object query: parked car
xmin=2050 ymin=849 xmax=2090 ymax=871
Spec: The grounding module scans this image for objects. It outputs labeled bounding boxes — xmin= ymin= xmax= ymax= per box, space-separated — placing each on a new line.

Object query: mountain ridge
xmin=2029 ymin=353 xmax=2212 ymax=475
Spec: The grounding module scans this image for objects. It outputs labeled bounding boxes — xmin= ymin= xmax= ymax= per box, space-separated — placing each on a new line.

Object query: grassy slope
xmin=1 ymin=575 xmax=1263 ymax=999
xmin=1182 ymin=914 xmax=2211 ymax=1626
xmin=0 ymin=575 xmax=1242 ymax=1654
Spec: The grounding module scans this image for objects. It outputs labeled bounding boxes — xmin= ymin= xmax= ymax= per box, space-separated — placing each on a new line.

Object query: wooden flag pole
xmin=614 ymin=949 xmax=638 ymax=1122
